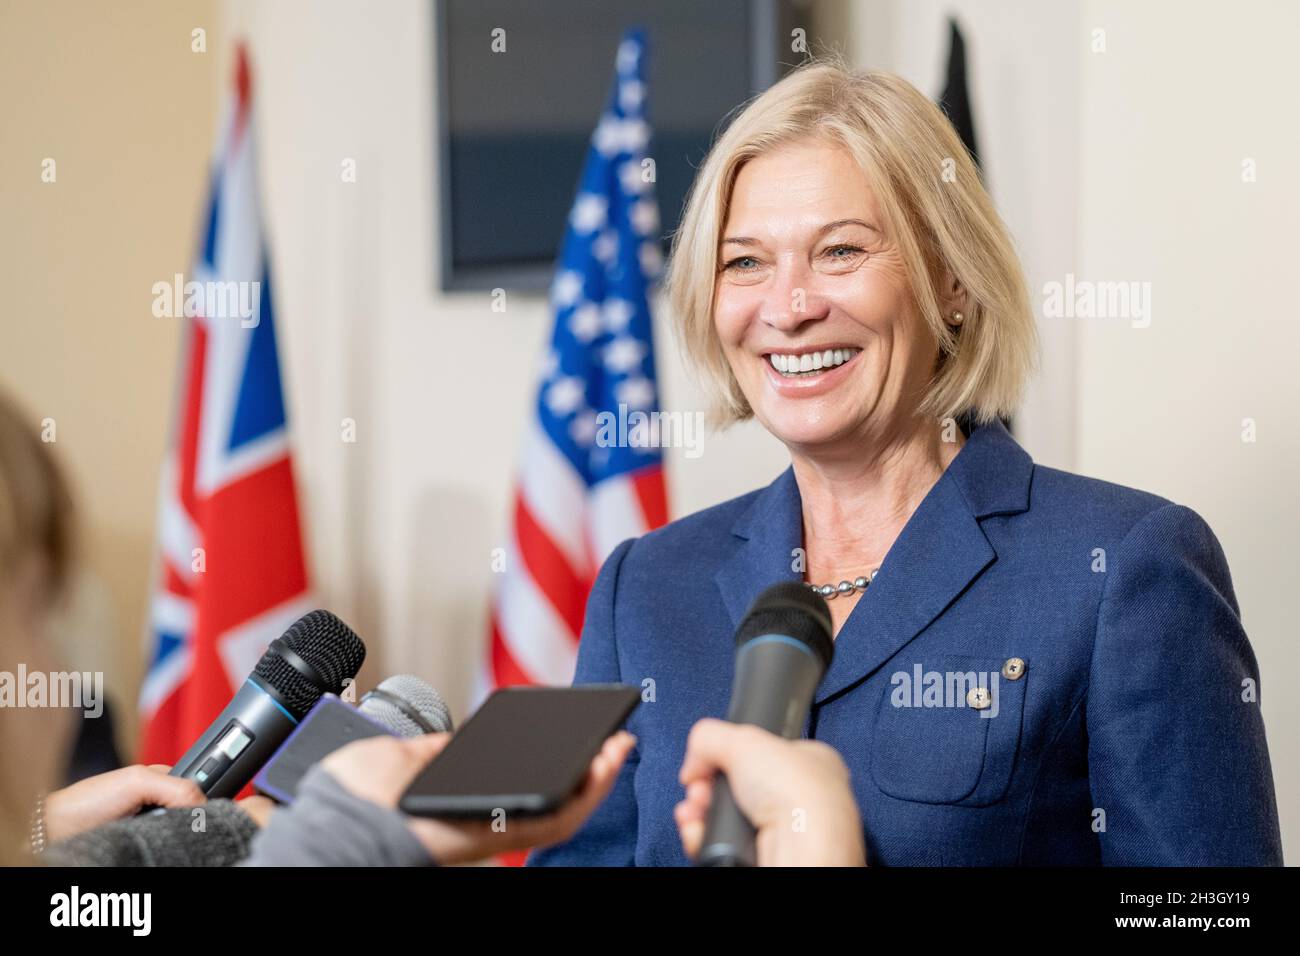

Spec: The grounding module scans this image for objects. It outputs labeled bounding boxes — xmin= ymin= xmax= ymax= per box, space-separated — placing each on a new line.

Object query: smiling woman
xmin=668 ymin=63 xmax=1036 ymax=434
xmin=715 ymin=143 xmax=965 ymax=461
xmin=528 ymin=59 xmax=1283 ymax=868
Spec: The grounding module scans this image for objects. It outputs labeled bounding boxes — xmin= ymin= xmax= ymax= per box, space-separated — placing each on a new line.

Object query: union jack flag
xmin=138 ymin=45 xmax=312 ymax=765
xmin=483 ymin=29 xmax=668 ymax=700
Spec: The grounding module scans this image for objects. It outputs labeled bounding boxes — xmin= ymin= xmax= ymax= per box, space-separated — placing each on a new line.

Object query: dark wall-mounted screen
xmin=435 ymin=0 xmax=799 ymax=291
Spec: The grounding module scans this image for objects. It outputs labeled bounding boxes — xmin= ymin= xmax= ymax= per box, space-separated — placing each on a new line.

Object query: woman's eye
xmin=823 ymin=244 xmax=865 ymax=261
xmin=723 ymin=256 xmax=761 ymax=272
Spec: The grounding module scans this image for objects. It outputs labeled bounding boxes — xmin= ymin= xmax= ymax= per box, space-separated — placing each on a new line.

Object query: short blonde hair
xmin=665 ymin=60 xmax=1038 ymax=426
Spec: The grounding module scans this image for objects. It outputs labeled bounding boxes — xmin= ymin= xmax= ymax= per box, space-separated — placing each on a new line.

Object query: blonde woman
xmin=531 ymin=62 xmax=1282 ymax=866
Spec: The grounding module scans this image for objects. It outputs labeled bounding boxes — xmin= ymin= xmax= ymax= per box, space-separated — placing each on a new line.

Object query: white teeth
xmin=767 ymin=348 xmax=860 ymax=376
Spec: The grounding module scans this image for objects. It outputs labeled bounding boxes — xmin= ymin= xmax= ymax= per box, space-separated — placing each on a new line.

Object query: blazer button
xmin=1002 ymin=657 xmax=1026 ymax=680
xmin=967 ymin=687 xmax=992 ymax=710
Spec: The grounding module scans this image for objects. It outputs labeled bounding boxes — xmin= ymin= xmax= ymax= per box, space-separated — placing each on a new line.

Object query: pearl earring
xmin=950 ymin=311 xmax=964 ymax=326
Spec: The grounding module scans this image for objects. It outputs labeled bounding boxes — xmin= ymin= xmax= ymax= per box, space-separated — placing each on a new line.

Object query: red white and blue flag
xmin=138 ymin=46 xmax=311 ymax=765
xmin=484 ymin=29 xmax=669 ymax=699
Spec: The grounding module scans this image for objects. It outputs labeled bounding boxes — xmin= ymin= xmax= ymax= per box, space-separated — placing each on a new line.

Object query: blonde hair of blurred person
xmin=0 ymin=388 xmax=76 ymax=865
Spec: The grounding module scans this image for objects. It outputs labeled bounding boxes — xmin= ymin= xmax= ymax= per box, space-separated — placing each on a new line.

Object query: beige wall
xmin=0 ymin=0 xmax=221 ymax=753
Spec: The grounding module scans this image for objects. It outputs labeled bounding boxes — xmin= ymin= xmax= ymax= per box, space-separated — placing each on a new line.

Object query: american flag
xmin=484 ymin=29 xmax=668 ymax=698
xmin=138 ymin=45 xmax=312 ymax=766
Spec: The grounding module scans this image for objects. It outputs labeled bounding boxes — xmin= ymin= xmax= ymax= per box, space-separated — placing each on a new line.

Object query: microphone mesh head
xmin=252 ymin=610 xmax=366 ymax=718
xmin=737 ymin=581 xmax=834 ymax=671
xmin=360 ymin=674 xmax=454 ymax=736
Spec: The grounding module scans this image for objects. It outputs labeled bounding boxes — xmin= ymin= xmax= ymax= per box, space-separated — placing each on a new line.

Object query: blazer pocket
xmin=870 ymin=655 xmax=1028 ymax=807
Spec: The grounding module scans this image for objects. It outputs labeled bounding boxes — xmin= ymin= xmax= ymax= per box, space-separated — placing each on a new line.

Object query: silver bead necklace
xmin=806 ymin=568 xmax=878 ymax=600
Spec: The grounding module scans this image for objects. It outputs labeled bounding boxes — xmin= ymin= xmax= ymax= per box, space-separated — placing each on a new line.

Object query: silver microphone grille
xmin=358 ymin=674 xmax=454 ymax=737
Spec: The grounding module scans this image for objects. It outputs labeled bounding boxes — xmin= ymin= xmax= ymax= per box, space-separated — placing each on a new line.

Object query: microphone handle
xmin=169 ymin=679 xmax=298 ymax=798
xmin=697 ymin=776 xmax=757 ymax=866
xmin=696 ymin=638 xmax=825 ymax=867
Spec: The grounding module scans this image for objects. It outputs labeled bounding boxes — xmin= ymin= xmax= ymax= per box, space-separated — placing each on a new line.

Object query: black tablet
xmin=399 ymin=685 xmax=640 ymax=818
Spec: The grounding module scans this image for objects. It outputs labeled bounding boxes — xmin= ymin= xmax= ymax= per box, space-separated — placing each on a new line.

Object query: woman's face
xmin=713 ymin=139 xmax=940 ymax=452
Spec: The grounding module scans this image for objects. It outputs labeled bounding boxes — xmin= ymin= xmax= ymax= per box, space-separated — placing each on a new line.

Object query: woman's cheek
xmin=712 ymin=293 xmax=746 ymax=346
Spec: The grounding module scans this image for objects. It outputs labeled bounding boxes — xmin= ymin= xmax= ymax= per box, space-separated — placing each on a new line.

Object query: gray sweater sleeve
xmin=45 ymin=800 xmax=258 ymax=867
xmin=241 ymin=765 xmax=435 ymax=867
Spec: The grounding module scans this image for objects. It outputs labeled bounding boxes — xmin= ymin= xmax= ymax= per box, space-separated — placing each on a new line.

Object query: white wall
xmin=1074 ymin=0 xmax=1300 ymax=859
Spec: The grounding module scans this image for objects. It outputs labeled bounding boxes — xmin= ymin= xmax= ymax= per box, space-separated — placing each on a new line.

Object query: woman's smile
xmin=760 ymin=345 xmax=864 ymax=398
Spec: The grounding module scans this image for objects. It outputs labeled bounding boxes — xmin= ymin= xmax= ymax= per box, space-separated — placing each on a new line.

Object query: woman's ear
xmin=938 ymin=270 xmax=969 ymax=326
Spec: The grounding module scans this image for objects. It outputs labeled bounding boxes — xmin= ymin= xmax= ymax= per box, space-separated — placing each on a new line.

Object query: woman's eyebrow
xmin=719 ymin=218 xmax=881 ymax=248
xmin=818 ymin=218 xmax=881 ymax=236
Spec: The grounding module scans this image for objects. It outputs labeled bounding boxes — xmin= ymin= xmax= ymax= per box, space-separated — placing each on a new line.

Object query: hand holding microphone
xmin=675 ymin=719 xmax=865 ymax=866
xmin=42 ymin=669 xmax=455 ymax=866
xmin=695 ymin=581 xmax=837 ymax=867
xmin=43 ymin=765 xmax=207 ymax=843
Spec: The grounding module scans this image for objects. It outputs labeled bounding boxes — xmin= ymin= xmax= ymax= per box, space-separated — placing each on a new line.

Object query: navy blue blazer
xmin=529 ymin=421 xmax=1283 ymax=866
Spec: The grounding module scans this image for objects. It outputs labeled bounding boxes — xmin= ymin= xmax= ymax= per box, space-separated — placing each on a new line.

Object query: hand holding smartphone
xmin=399 ymin=685 xmax=640 ymax=818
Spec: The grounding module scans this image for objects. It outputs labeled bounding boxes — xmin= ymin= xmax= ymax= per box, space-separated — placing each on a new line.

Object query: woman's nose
xmin=758 ymin=260 xmax=830 ymax=332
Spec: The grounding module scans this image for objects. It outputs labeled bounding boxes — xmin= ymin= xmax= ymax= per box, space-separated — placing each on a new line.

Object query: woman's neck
xmin=793 ymin=418 xmax=965 ymax=579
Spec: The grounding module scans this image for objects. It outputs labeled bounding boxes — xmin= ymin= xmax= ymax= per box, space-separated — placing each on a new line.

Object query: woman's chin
xmin=758 ymin=407 xmax=862 ymax=451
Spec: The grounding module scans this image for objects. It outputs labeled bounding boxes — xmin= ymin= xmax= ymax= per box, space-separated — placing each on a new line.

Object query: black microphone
xmin=696 ymin=581 xmax=834 ymax=867
xmin=168 ymin=609 xmax=366 ymax=798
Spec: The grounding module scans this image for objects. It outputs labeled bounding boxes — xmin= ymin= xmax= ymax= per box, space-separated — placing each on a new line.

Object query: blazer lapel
xmin=815 ymin=475 xmax=994 ymax=702
xmin=714 ymin=467 xmax=806 ymax=631
xmin=713 ymin=421 xmax=1035 ymax=705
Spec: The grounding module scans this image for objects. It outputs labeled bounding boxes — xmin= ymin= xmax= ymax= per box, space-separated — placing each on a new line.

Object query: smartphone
xmin=254 ymin=694 xmax=395 ymax=804
xmin=399 ymin=685 xmax=640 ymax=818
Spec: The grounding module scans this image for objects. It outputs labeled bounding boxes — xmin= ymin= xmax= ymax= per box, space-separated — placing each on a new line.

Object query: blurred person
xmin=0 ymin=388 xmax=207 ymax=864
xmin=530 ymin=60 xmax=1283 ymax=867
xmin=0 ymin=385 xmax=77 ymax=863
